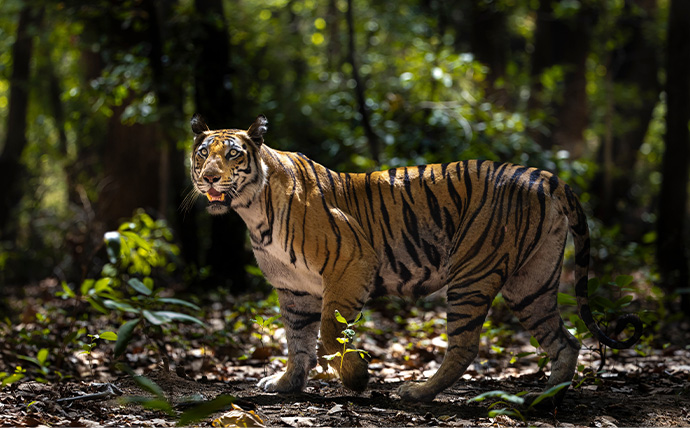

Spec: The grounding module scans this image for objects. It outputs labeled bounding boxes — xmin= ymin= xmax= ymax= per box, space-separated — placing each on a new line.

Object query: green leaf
xmin=103 ymin=299 xmax=138 ymax=313
xmin=1 ymin=373 xmax=24 ymax=387
xmin=488 ymin=408 xmax=525 ymax=422
xmin=322 ymin=352 xmax=342 ymax=361
xmin=94 ymin=277 xmax=112 ymax=293
xmin=529 ymin=336 xmax=540 ymax=349
xmin=99 ymin=331 xmax=118 ymax=341
xmin=17 ymin=355 xmax=41 ymax=367
xmin=244 ymin=265 xmax=264 ymax=278
xmin=177 ymin=395 xmax=236 ymax=426
xmin=613 ymin=295 xmax=634 ymax=308
xmin=557 ymin=292 xmax=577 ymax=306
xmin=60 ymin=281 xmax=76 ymax=299
xmin=468 ymin=390 xmax=525 ymax=405
xmin=265 ymin=314 xmax=281 ymax=326
xmin=142 ymin=310 xmax=169 ymax=325
xmin=152 ymin=311 xmax=205 ymax=327
xmin=128 ymin=278 xmax=152 ymax=296
xmin=114 ymin=318 xmax=140 ymax=357
xmin=252 ymin=316 xmax=265 ymax=325
xmin=353 ymin=312 xmax=363 ymax=324
xmin=334 ymin=310 xmax=348 ymax=324
xmin=80 ymin=279 xmax=95 ymax=296
xmin=132 ymin=376 xmax=166 ymax=399
xmin=154 ymin=297 xmax=200 ymax=310
xmin=615 ymin=275 xmax=634 ymax=288
xmin=529 ymin=382 xmax=571 ymax=408
xmin=36 ymin=349 xmax=48 ymax=365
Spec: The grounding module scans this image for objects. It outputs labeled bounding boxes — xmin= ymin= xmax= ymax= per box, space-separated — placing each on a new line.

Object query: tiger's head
xmin=189 ymin=114 xmax=268 ymax=215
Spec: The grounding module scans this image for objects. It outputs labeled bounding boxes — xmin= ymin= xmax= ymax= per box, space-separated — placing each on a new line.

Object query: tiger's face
xmin=189 ymin=114 xmax=268 ymax=215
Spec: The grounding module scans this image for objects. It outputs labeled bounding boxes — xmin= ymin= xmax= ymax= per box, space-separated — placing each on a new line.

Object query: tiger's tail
xmin=562 ymin=183 xmax=643 ymax=349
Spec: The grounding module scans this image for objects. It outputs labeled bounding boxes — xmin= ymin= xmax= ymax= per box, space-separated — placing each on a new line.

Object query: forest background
xmin=0 ymin=0 xmax=689 ymax=424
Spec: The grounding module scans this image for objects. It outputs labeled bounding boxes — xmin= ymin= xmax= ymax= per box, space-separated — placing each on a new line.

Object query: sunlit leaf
xmin=334 ymin=310 xmax=347 ymax=324
xmin=468 ymin=390 xmax=525 ymax=405
xmin=152 ymin=311 xmax=205 ymax=327
xmin=154 ymin=297 xmax=200 ymax=310
xmin=99 ymin=331 xmax=118 ymax=341
xmin=36 ymin=349 xmax=48 ymax=365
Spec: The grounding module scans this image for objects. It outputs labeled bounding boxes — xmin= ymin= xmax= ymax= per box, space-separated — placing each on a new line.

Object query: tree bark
xmin=657 ymin=0 xmax=690 ymax=315
xmin=592 ymin=0 xmax=660 ymax=229
xmin=529 ymin=0 xmax=595 ymax=157
xmin=345 ymin=0 xmax=379 ymax=164
xmin=0 ymin=5 xmax=44 ymax=240
xmin=469 ymin=1 xmax=508 ymax=105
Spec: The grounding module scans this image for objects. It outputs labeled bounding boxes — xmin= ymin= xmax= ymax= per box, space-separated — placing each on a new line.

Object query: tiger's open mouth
xmin=206 ymin=188 xmax=226 ymax=203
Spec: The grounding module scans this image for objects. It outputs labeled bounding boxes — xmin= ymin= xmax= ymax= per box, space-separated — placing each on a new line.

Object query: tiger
xmin=188 ymin=114 xmax=642 ymax=403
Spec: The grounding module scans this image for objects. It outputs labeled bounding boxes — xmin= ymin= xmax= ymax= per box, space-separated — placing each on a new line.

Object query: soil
xmin=2 ymin=281 xmax=689 ymax=427
xmin=2 ymin=351 xmax=689 ymax=427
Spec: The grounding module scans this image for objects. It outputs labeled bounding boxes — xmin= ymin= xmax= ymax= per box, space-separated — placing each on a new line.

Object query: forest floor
xmin=1 ymin=281 xmax=690 ymax=427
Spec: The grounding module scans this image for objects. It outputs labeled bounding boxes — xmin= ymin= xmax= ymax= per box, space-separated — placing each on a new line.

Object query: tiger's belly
xmin=252 ymin=246 xmax=324 ymax=297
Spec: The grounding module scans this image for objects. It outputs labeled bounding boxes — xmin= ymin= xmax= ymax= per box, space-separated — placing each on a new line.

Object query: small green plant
xmin=1 ymin=366 xmax=26 ymax=387
xmin=322 ymin=310 xmax=370 ymax=372
xmin=17 ymin=348 xmax=51 ymax=383
xmin=468 ymin=382 xmax=571 ymax=423
xmin=59 ymin=210 xmax=205 ymax=360
xmin=508 ymin=336 xmax=550 ymax=371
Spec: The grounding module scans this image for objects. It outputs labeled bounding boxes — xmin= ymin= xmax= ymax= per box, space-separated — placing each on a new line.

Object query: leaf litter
xmin=1 ymin=282 xmax=689 ymax=427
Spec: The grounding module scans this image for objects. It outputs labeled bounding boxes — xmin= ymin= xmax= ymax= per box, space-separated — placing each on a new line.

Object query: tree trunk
xmin=529 ymin=0 xmax=595 ymax=157
xmin=0 ymin=5 xmax=44 ymax=240
xmin=592 ymin=0 xmax=660 ymax=230
xmin=193 ymin=0 xmax=251 ymax=293
xmin=657 ymin=0 xmax=690 ymax=315
xmin=469 ymin=1 xmax=508 ymax=105
xmin=345 ymin=0 xmax=379 ymax=164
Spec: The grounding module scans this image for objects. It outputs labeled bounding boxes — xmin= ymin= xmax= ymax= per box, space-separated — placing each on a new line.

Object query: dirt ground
xmin=2 ymin=350 xmax=689 ymax=428
xmin=2 ymin=282 xmax=689 ymax=427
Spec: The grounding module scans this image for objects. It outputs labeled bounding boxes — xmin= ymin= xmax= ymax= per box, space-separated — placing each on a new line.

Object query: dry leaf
xmin=212 ymin=404 xmax=264 ymax=428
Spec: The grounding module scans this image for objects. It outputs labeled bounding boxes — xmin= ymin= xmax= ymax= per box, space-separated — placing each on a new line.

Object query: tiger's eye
xmin=227 ymin=149 xmax=239 ymax=159
xmin=198 ymin=147 xmax=208 ymax=157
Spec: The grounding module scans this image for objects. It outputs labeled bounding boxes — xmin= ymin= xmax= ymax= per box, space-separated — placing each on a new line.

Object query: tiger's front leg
xmin=257 ymin=290 xmax=322 ymax=393
xmin=319 ymin=260 xmax=376 ymax=392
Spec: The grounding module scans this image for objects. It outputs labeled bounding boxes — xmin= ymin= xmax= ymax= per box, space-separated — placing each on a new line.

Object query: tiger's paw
xmin=339 ymin=353 xmax=370 ymax=392
xmin=397 ymin=381 xmax=438 ymax=403
xmin=257 ymin=372 xmax=305 ymax=393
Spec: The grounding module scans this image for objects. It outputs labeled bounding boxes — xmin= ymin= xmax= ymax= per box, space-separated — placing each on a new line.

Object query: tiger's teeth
xmin=206 ymin=192 xmax=225 ymax=202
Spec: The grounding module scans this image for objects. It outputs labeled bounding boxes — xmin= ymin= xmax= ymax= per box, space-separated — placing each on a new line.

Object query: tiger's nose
xmin=203 ymin=175 xmax=221 ymax=184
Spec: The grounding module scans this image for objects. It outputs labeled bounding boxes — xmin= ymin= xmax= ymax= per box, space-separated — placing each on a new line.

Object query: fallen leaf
xmin=327 ymin=404 xmax=345 ymax=415
xmin=212 ymin=405 xmax=264 ymax=428
xmin=280 ymin=416 xmax=315 ymax=427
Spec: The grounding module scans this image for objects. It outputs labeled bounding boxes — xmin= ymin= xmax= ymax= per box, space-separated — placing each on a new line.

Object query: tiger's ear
xmin=191 ymin=114 xmax=209 ymax=135
xmin=247 ymin=114 xmax=268 ymax=145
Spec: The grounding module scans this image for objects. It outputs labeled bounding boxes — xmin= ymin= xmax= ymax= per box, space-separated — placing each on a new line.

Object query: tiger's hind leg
xmin=398 ymin=273 xmax=504 ymax=402
xmin=258 ymin=290 xmax=322 ymax=393
xmin=501 ymin=222 xmax=580 ymax=404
